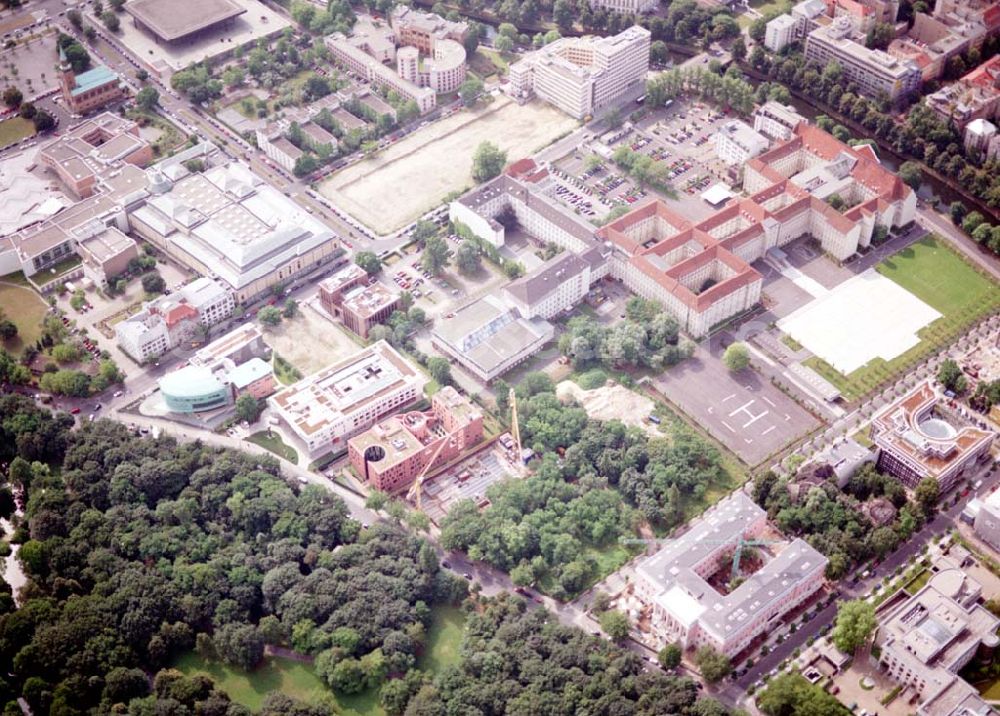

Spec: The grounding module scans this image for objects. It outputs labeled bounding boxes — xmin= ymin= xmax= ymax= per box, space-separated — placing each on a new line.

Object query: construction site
xmin=347 ymin=387 xmax=528 ymax=522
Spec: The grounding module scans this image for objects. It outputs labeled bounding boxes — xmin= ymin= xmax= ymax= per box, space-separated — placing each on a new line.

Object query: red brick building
xmin=348 ymin=387 xmax=484 ymax=493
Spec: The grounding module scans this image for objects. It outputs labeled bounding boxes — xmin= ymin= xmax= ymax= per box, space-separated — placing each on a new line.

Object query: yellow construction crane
xmin=406 ymin=431 xmax=453 ymax=512
xmin=509 ymin=387 xmax=522 ymax=458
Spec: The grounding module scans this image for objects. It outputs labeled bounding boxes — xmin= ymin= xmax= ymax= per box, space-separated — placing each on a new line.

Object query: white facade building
xmin=115 ymin=277 xmax=235 ymax=362
xmin=805 ymin=17 xmax=923 ymax=103
xmin=506 ymin=26 xmax=650 ymax=119
xmin=589 ymin=0 xmax=657 ymax=15
xmin=635 ymin=492 xmax=827 ymax=658
xmin=765 ymin=14 xmax=799 ymax=52
xmin=268 ymin=341 xmax=426 ymax=456
xmin=753 ymin=102 xmax=806 ymax=142
xmin=503 ymin=251 xmax=591 ymax=320
xmin=964 ymin=117 xmax=998 ymax=158
xmin=713 ymin=120 xmax=770 ymax=166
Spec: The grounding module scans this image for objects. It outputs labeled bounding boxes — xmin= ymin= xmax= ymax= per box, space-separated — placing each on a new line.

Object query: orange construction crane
xmin=509 ymin=387 xmax=522 ymax=458
xmin=406 ymin=430 xmax=454 ymax=512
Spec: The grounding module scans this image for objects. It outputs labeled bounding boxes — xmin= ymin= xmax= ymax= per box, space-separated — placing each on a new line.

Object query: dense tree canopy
xmin=0 ymin=399 xmax=465 ymax=715
xmin=413 ymin=594 xmax=741 ymax=716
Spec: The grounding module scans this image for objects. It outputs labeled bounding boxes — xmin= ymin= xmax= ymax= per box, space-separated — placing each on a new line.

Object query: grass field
xmin=804 ymin=235 xmax=1000 ymax=401
xmin=749 ymin=0 xmax=793 ymax=14
xmin=0 ymin=280 xmax=47 ymax=355
xmin=0 ymin=117 xmax=34 ymax=149
xmin=317 ymin=96 xmax=578 ymax=235
xmin=417 ymin=605 xmax=466 ymax=674
xmin=247 ymin=431 xmax=299 ymax=464
xmin=263 ymin=307 xmax=360 ymax=375
xmin=173 ymin=653 xmax=382 ymax=715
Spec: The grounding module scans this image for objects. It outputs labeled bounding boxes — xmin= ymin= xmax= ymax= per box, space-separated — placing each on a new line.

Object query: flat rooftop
xmin=124 ymin=0 xmax=246 ymax=41
xmin=270 ymin=340 xmax=423 ymax=437
xmin=637 ymin=491 xmax=827 ymax=644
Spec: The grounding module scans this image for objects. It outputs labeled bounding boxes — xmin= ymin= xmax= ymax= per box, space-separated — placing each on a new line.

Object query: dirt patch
xmin=317 ymin=96 xmax=578 ymax=235
xmin=261 ymin=301 xmax=362 ymax=375
xmin=556 ymin=380 xmax=657 ymax=436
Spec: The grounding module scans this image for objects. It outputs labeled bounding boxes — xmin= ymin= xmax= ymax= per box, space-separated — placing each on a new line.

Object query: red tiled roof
xmin=163 ymin=303 xmax=198 ymax=327
xmin=505 ymin=158 xmax=537 ymax=180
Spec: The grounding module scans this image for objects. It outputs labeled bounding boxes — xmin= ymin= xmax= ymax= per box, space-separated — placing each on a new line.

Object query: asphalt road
xmin=730 ymin=459 xmax=1000 ymax=699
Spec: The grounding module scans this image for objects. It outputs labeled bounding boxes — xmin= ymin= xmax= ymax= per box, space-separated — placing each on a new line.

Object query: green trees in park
xmin=757 ymin=673 xmax=847 ymax=716
xmin=458 ymin=75 xmax=484 ymax=107
xmin=598 ymin=610 xmax=630 ymax=642
xmin=753 ymin=464 xmax=925 ymax=579
xmin=234 ymin=394 xmax=263 ymax=424
xmin=455 ymin=241 xmax=482 ymax=275
xmin=558 ymin=298 xmax=692 ymax=371
xmin=440 ymin=374 xmax=728 ymax=596
xmin=472 ymin=141 xmax=507 ymax=183
xmin=257 ymin=306 xmax=283 ymax=326
xmin=0 ymin=394 xmax=467 ymax=714
xmin=427 ymin=356 xmax=452 ymax=386
xmin=135 ymin=86 xmax=159 ymax=110
xmin=420 ymin=236 xmax=450 ymax=276
xmin=658 ymin=643 xmax=683 ymax=670
xmin=141 ymin=271 xmax=166 ymax=294
xmin=832 ymin=600 xmax=876 ymax=653
xmin=915 ymin=476 xmax=940 ymax=516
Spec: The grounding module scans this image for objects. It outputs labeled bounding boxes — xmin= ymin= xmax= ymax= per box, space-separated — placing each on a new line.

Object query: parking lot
xmin=550 ymin=99 xmax=740 ymax=224
xmin=653 ymin=343 xmax=821 ymax=466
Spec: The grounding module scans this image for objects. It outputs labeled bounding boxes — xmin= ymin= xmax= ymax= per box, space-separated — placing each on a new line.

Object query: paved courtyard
xmin=653 ymin=344 xmax=821 ymax=466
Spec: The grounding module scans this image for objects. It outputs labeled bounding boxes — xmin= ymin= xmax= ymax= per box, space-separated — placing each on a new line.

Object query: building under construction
xmin=347 ymin=386 xmax=484 ymax=493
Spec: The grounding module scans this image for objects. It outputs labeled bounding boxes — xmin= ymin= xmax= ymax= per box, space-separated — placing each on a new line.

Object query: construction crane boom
xmin=509 ymin=388 xmax=521 ymax=458
xmin=406 ymin=429 xmax=455 ymax=511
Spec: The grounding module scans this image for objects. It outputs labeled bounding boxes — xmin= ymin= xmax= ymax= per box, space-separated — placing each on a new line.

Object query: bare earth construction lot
xmin=317 ymin=96 xmax=578 ymax=235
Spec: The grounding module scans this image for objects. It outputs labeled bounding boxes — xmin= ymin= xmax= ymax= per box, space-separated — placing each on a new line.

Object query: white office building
xmin=268 ymin=341 xmax=426 ymax=457
xmin=805 ymin=17 xmax=923 ymax=103
xmin=589 ymin=0 xmax=657 ymax=14
xmin=506 ymin=26 xmax=650 ymax=119
xmin=115 ymin=277 xmax=235 ymax=362
xmin=635 ymin=491 xmax=827 ymax=658
xmin=753 ymin=102 xmax=807 ymax=142
xmin=713 ymin=120 xmax=770 ymax=166
xmin=503 ymin=251 xmax=591 ymax=320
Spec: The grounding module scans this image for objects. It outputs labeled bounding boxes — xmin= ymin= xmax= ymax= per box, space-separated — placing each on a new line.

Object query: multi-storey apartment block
xmin=713 ymin=120 xmax=770 ymax=166
xmin=805 ymin=17 xmax=922 ymax=103
xmin=635 ymin=491 xmax=827 ymax=658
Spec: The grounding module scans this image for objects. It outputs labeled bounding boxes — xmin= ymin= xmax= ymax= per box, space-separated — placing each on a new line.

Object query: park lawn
xmin=805 ymin=235 xmax=1000 ymax=402
xmin=0 ymin=117 xmax=35 ymax=149
xmin=247 ymin=431 xmax=299 ymax=464
xmin=749 ymin=0 xmax=793 ymax=14
xmin=173 ymin=652 xmax=383 ymax=716
xmin=417 ymin=605 xmax=466 ymax=674
xmin=0 ymin=280 xmax=47 ymax=356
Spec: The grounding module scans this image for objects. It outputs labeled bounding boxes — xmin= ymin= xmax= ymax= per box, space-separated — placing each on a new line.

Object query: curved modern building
xmin=159 ymin=365 xmax=230 ymax=413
